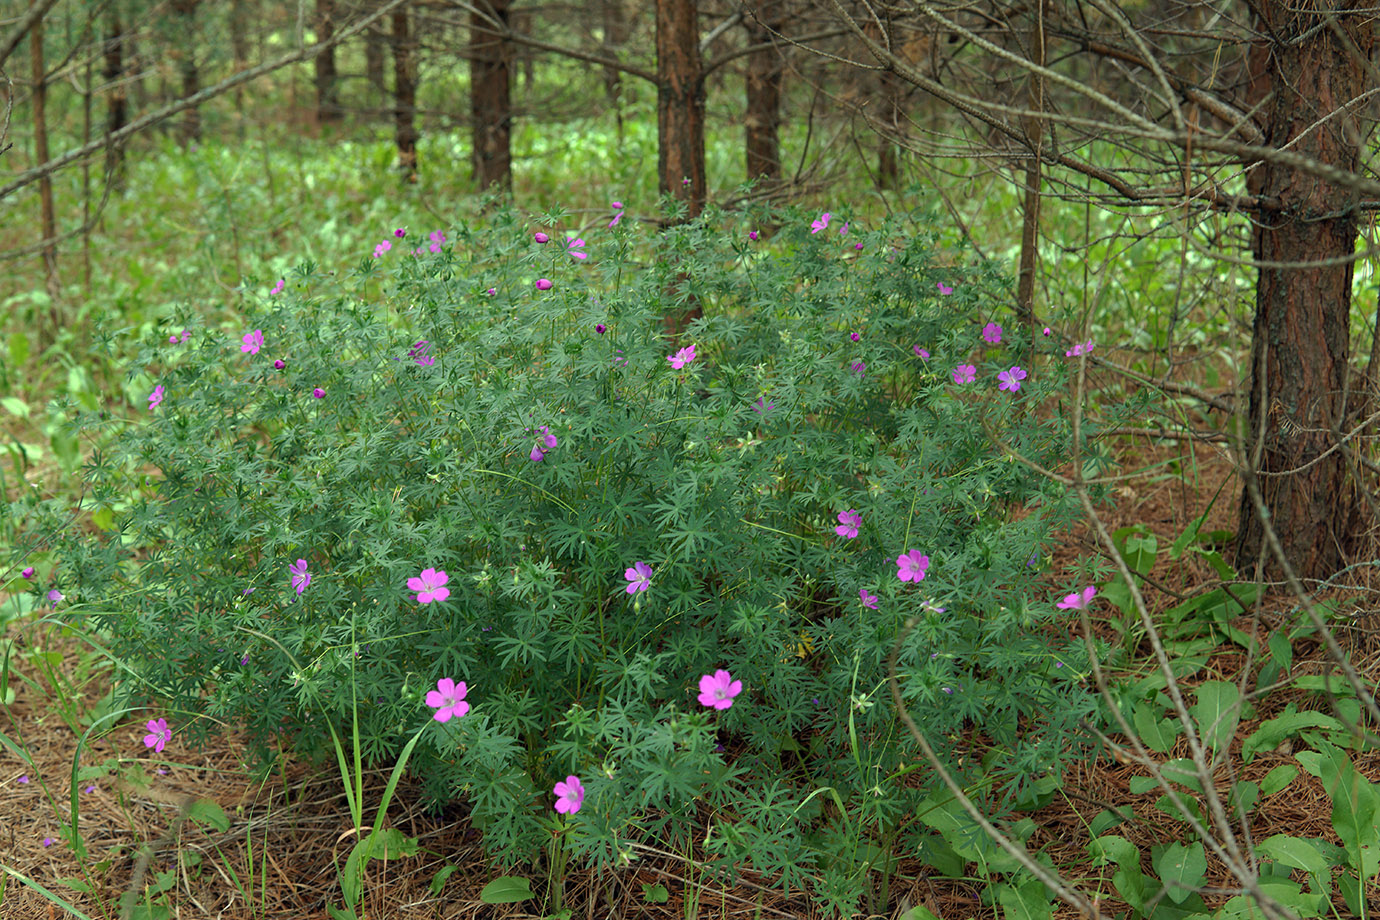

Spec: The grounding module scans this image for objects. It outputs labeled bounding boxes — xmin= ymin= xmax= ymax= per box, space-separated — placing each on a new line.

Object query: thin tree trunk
xmin=1235 ymin=0 xmax=1373 ymax=581
xmin=655 ymin=0 xmax=705 ymax=216
xmin=365 ymin=2 xmax=386 ymax=113
xmin=392 ymin=6 xmax=418 ymax=182
xmin=470 ymin=0 xmax=511 ymax=192
xmin=229 ymin=0 xmax=249 ymax=119
xmin=31 ymin=19 xmax=59 ymax=313
xmin=315 ymin=0 xmax=342 ymax=124
xmin=103 ymin=11 xmax=127 ymax=189
xmin=744 ymin=0 xmax=782 ymax=188
xmin=603 ymin=0 xmax=630 ymax=143
xmin=1015 ymin=5 xmax=1045 ymax=341
xmin=171 ymin=0 xmax=200 ymax=144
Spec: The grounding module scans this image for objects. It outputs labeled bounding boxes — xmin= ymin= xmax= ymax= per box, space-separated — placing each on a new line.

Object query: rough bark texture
xmin=392 ymin=7 xmax=418 ymax=182
xmin=1235 ymin=0 xmax=1372 ymax=581
xmin=656 ymin=0 xmax=706 ymax=217
xmin=103 ymin=12 xmax=127 ymax=185
xmin=470 ymin=0 xmax=512 ymax=192
xmin=171 ymin=0 xmax=200 ymax=143
xmin=315 ymin=0 xmax=342 ymax=123
xmin=744 ymin=0 xmax=783 ymax=186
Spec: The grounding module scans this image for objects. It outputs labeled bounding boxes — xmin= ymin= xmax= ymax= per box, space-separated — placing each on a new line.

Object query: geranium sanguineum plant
xmin=426 ymin=679 xmax=470 ymax=722
xmin=697 ymin=670 xmax=742 ymax=710
xmin=553 ymin=776 xmax=584 ymax=814
xmin=408 ymin=568 xmax=450 ymax=604
xmin=143 ymin=718 xmax=171 ymax=753
xmin=624 ymin=561 xmax=652 ymax=594
xmin=1056 ymin=586 xmax=1097 ymax=610
xmin=896 ymin=550 xmax=929 ymax=582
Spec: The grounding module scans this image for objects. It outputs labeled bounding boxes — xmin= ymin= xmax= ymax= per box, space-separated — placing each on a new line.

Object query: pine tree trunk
xmin=315 ymin=0 xmax=342 ymax=124
xmin=603 ymin=0 xmax=630 ymax=141
xmin=171 ymin=0 xmax=200 ymax=144
xmin=103 ymin=11 xmax=127 ymax=187
xmin=656 ymin=0 xmax=705 ymax=216
xmin=31 ymin=18 xmax=59 ymax=312
xmin=744 ymin=0 xmax=783 ymax=187
xmin=470 ymin=0 xmax=511 ymax=192
xmin=392 ymin=7 xmax=418 ymax=182
xmin=1235 ymin=0 xmax=1373 ymax=581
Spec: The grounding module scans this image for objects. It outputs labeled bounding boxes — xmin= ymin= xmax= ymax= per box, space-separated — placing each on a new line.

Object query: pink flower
xmin=853 ymin=242 xmax=864 ymax=250
xmin=914 ymin=346 xmax=930 ymax=359
xmin=937 ymin=282 xmax=954 ymax=295
xmin=667 ymin=344 xmax=697 ymax=369
xmin=17 ymin=775 xmax=28 ymax=783
xmin=839 ymin=221 xmax=849 ymax=235
xmin=810 ymin=212 xmax=831 ymax=234
xmin=982 ymin=323 xmax=1003 ymax=344
xmin=21 ymin=567 xmax=33 ymax=579
xmin=425 ymin=678 xmax=470 ymax=722
xmin=752 ymin=395 xmax=775 ymax=414
xmin=312 ymin=387 xmax=326 ymax=399
xmin=952 ymin=365 xmax=976 ymax=384
xmin=394 ymin=227 xmax=407 ymax=238
xmin=42 ymin=837 xmax=53 ymax=847
xmin=850 ymin=361 xmax=867 ymax=376
xmin=896 ymin=550 xmax=929 ymax=583
xmin=859 ymin=588 xmax=878 ymax=609
xmin=850 ymin=332 xmax=861 ymax=342
xmin=565 ymin=237 xmax=588 ymax=260
xmin=997 ymin=366 xmax=1028 ymax=392
xmin=749 ymin=230 xmax=759 ymax=241
xmin=534 ymin=231 xmax=549 ymax=244
xmin=47 ymin=589 xmax=63 ymax=604
xmin=1065 ymin=340 xmax=1095 ymax=358
xmin=408 ymin=568 xmax=451 ymax=604
xmin=486 ymin=287 xmax=496 ymax=295
xmin=1042 ymin=326 xmax=1051 ymax=336
xmin=835 ymin=509 xmax=861 ymax=539
xmin=148 ymin=385 xmax=165 ymax=411
xmin=289 ymin=559 xmax=311 ymax=595
xmin=595 ymin=323 xmax=607 ymax=334
xmin=609 ymin=204 xmax=625 ymax=228
xmin=1056 ymin=585 xmax=1097 ymax=611
xmin=624 ymin=561 xmax=652 ymax=594
xmin=697 ymin=669 xmax=742 ymax=710
xmin=168 ymin=334 xmax=178 ymax=344
xmin=270 ymin=279 xmax=285 ymax=296
xmin=143 ymin=718 xmax=171 ymax=754
xmin=428 ymin=229 xmax=446 ymax=253
xmin=241 ymin=329 xmax=264 ymax=355
xmin=535 ymin=278 xmax=553 ymax=291
xmin=553 ymin=775 xmax=585 ymax=814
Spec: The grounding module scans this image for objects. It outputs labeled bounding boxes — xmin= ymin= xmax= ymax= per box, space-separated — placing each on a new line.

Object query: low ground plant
xmin=16 ymin=201 xmax=1129 ymax=914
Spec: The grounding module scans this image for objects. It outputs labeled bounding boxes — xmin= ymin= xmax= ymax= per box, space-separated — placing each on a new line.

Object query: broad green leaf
xmin=996 ymin=880 xmax=1052 ymax=920
xmin=1190 ymin=681 xmax=1240 ymax=754
xmin=641 ymin=883 xmax=669 ymax=903
xmin=1317 ymin=744 xmax=1380 ymax=861
xmin=1153 ymin=841 xmax=1206 ymax=903
xmin=428 ymin=865 xmax=457 ymax=896
xmin=1242 ymin=708 xmax=1342 ymax=761
xmin=1257 ymin=835 xmax=1339 ymax=877
xmin=8 ymin=331 xmax=29 ymax=366
xmin=1 ymin=396 xmax=29 ymax=418
xmin=898 ymin=906 xmax=943 ymax=920
xmin=1132 ymin=700 xmax=1179 ymax=753
xmin=187 ymin=798 xmax=228 ymax=833
xmin=1088 ymin=835 xmax=1137 ymax=868
xmin=1260 ymin=764 xmax=1298 ymax=796
xmin=1227 ymin=780 xmax=1257 ymax=816
xmin=479 ymin=875 xmax=534 ymax=904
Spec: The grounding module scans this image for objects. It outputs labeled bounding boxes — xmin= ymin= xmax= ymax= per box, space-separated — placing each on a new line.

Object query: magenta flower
xmin=1042 ymin=326 xmax=1051 ymax=336
xmin=859 ymin=588 xmax=878 ymax=609
xmin=47 ymin=589 xmax=63 ymax=604
xmin=952 ymin=364 xmax=976 ymax=384
xmin=17 ymin=775 xmax=28 ymax=783
xmin=998 ymin=366 xmax=1028 ymax=392
xmin=43 ymin=837 xmax=54 ymax=847
xmin=697 ymin=669 xmax=742 ymax=710
xmin=535 ymin=278 xmax=553 ymax=291
xmin=273 ymin=359 xmax=286 ymax=370
xmin=850 ymin=332 xmax=861 ymax=342
xmin=854 ymin=242 xmax=864 ymax=250
xmin=850 ymin=361 xmax=867 ymax=376
xmin=609 ymin=204 xmax=625 ymax=228
xmin=1056 ymin=585 xmax=1097 ymax=611
xmin=143 ymin=718 xmax=171 ymax=753
xmin=553 ymin=775 xmax=585 ymax=814
xmin=752 ymin=395 xmax=775 ymax=414
xmin=612 ymin=200 xmax=623 ymax=208
xmin=839 ymin=221 xmax=849 ymax=235
xmin=408 ymin=568 xmax=451 ymax=604
xmin=937 ymin=282 xmax=954 ymax=295
xmin=168 ymin=334 xmax=178 ymax=344
xmin=289 ymin=559 xmax=311 ymax=595
xmin=528 ymin=425 xmax=558 ymax=462
xmin=624 ymin=561 xmax=652 ymax=594
xmin=180 ymin=328 xmax=191 ymax=342
xmin=595 ymin=323 xmax=607 ymax=334
xmin=667 ymin=344 xmax=697 ymax=369
xmin=21 ymin=567 xmax=33 ymax=579
xmin=394 ymin=227 xmax=407 ymax=238
xmin=428 ymin=229 xmax=446 ymax=253
xmin=241 ymin=329 xmax=264 ymax=355
xmin=565 ymin=237 xmax=588 ymax=260
xmin=613 ymin=350 xmax=627 ymax=367
xmin=749 ymin=230 xmax=759 ymax=241
xmin=896 ymin=550 xmax=929 ymax=583
xmin=914 ymin=346 xmax=930 ymax=359
xmin=426 ymin=678 xmax=470 ymax=722
xmin=312 ymin=387 xmax=326 ymax=399
xmin=486 ymin=287 xmax=496 ymax=295
xmin=373 ymin=240 xmax=392 ymax=258
xmin=810 ymin=212 xmax=832 ymax=234
xmin=270 ymin=279 xmax=285 ymax=296
xmin=982 ymin=323 xmax=1003 ymax=344
xmin=148 ymin=385 xmax=165 ymax=411
xmin=835 ymin=509 xmax=861 ymax=539
xmin=1065 ymin=340 xmax=1095 ymax=358
xmin=534 ymin=231 xmax=549 ymax=244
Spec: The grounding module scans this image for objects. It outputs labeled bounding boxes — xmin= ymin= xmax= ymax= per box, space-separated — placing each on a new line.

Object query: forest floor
xmin=2 ymin=430 xmax=1378 ymax=920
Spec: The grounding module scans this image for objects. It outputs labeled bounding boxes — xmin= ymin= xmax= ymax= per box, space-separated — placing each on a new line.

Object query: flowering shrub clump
xmin=32 ymin=204 xmax=1131 ymax=912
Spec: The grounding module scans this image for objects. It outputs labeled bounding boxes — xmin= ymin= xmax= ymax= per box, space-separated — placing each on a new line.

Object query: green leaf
xmin=186 ymin=798 xmax=229 ymax=833
xmin=1260 ymin=764 xmax=1298 ymax=796
xmin=9 ymin=331 xmax=30 ymax=366
xmin=1242 ymin=708 xmax=1342 ymax=761
xmin=1316 ymin=744 xmax=1380 ymax=866
xmin=996 ymin=880 xmax=1051 ymax=920
xmin=428 ymin=865 xmax=457 ymax=896
xmin=641 ymin=883 xmax=670 ymax=903
xmin=1256 ymin=834 xmax=1339 ymax=879
xmin=1132 ymin=700 xmax=1179 ymax=753
xmin=1190 ymin=681 xmax=1240 ymax=754
xmin=1153 ymin=841 xmax=1206 ymax=903
xmin=898 ymin=906 xmax=944 ymax=920
xmin=479 ymin=875 xmax=534 ymax=904
xmin=1 ymin=396 xmax=29 ymax=418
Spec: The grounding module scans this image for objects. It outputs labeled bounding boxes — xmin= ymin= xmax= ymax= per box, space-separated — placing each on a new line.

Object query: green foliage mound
xmin=35 ymin=204 xmax=1109 ymax=911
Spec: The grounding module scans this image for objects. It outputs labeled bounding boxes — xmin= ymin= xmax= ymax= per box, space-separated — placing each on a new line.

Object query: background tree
xmin=470 ymin=0 xmax=512 ymax=191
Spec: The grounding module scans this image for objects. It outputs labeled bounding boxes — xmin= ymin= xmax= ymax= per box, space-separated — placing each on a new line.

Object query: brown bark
xmin=31 ymin=18 xmax=59 ymax=311
xmin=392 ymin=6 xmax=418 ymax=182
xmin=603 ymin=0 xmax=630 ymax=140
xmin=1015 ymin=5 xmax=1045 ymax=339
xmin=1235 ymin=0 xmax=1372 ymax=581
xmin=365 ymin=3 xmax=387 ymax=110
xmin=656 ymin=0 xmax=706 ymax=217
xmin=315 ymin=0 xmax=342 ymax=123
xmin=103 ymin=11 xmax=127 ymax=186
xmin=229 ymin=0 xmax=249 ymax=117
xmin=171 ymin=0 xmax=200 ymax=143
xmin=470 ymin=0 xmax=511 ymax=192
xmin=744 ymin=0 xmax=783 ymax=187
